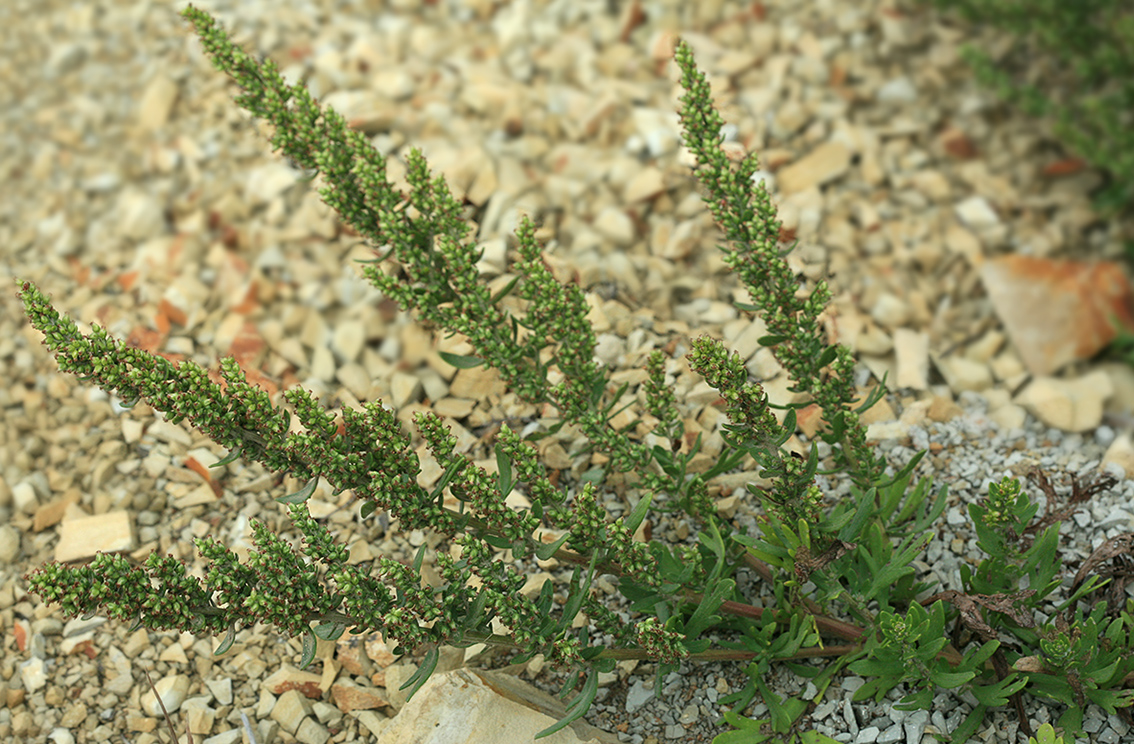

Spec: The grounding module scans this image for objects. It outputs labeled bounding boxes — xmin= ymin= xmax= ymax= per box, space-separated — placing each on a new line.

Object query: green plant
xmin=19 ymin=6 xmax=1134 ymax=742
xmin=910 ymin=0 xmax=1134 ymax=221
xmin=1028 ymin=722 xmax=1064 ymax=744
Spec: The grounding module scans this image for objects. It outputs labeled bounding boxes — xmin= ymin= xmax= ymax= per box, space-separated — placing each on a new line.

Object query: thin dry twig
xmin=142 ymin=668 xmax=192 ymax=744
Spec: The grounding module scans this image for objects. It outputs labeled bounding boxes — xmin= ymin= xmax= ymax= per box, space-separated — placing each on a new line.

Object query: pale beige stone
xmin=55 ymin=511 xmax=135 ymax=563
xmin=944 ymin=223 xmax=983 ymax=265
xmin=18 ymin=658 xmax=46 ymax=693
xmin=245 ymin=162 xmax=299 ymax=206
xmin=989 ymin=403 xmax=1028 ymax=432
xmin=0 ymin=526 xmax=20 ymax=566
xmin=893 ymin=328 xmax=929 ymax=390
xmin=382 ymin=664 xmax=418 ymax=712
xmin=432 ymin=397 xmax=476 ymax=418
xmin=593 ymin=206 xmax=636 ymax=246
xmin=364 ymin=634 xmax=398 ymax=668
xmin=296 ymin=717 xmax=331 ymax=744
xmin=399 ymin=323 xmax=434 ymax=367
xmin=990 ymin=349 xmax=1026 ymax=382
xmin=137 ymin=73 xmax=180 ymax=131
xmin=865 ymin=420 xmax=913 ymax=442
xmin=182 ymin=698 xmax=217 ymax=736
xmin=1102 ymin=433 xmax=1134 ymax=480
xmin=964 ymin=330 xmax=1005 ymax=363
xmin=375 ymin=669 xmax=617 ymax=744
xmin=934 ymin=356 xmax=993 ymax=393
xmin=449 ymin=366 xmax=507 ymax=398
xmin=271 ymin=689 xmax=313 ymax=735
xmin=898 ymin=399 xmax=930 ymax=427
xmin=1100 ymin=362 xmax=1134 ymax=416
xmin=159 ymin=642 xmax=189 ymax=664
xmin=1013 ymin=371 xmax=1113 ymax=432
xmin=909 ymin=169 xmax=951 ymax=200
xmin=331 ymin=318 xmax=366 ymax=363
xmin=147 ymin=419 xmax=193 ymax=447
xmin=389 ymin=371 xmax=423 ymax=408
xmin=955 ymin=195 xmax=1000 ymax=229
xmin=777 ymin=141 xmax=852 ymax=194
xmin=205 ymin=678 xmax=233 ymax=707
xmin=336 ymin=362 xmax=376 ymax=400
xmin=141 ymin=674 xmax=189 ymax=716
xmin=173 ymin=483 xmax=219 ymax=509
xmin=623 ymin=166 xmax=666 ymax=203
xmin=870 ymin=292 xmax=910 ymax=330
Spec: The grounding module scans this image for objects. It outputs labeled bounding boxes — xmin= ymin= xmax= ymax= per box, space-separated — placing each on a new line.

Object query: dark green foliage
xmin=912 ymin=0 xmax=1134 ymax=220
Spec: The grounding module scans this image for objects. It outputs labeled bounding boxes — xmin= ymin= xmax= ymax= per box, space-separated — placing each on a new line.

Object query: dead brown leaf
xmin=1071 ymin=532 xmax=1134 ymax=617
xmin=793 ymin=539 xmax=855 ymax=583
xmin=1019 ymin=467 xmax=1117 ymax=548
xmin=923 ymin=589 xmax=1036 ymax=643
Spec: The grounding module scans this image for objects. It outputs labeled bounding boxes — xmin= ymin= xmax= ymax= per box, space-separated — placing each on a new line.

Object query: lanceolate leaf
xmin=399 ymin=646 xmax=439 ymax=702
xmin=437 ymin=351 xmax=485 ymax=369
xmin=299 ymin=630 xmax=317 ymax=669
xmin=536 ymin=669 xmax=598 ymax=740
xmin=212 ymin=446 xmax=243 ymax=467
xmin=276 ymin=478 xmax=317 ymax=504
xmin=684 ymin=577 xmax=735 ymax=640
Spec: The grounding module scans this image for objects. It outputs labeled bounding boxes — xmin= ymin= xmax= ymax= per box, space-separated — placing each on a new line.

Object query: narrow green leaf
xmin=359 ymin=501 xmax=378 ymax=520
xmin=580 ymin=467 xmax=605 ymax=484
xmin=852 ymin=372 xmax=889 ymax=414
xmin=276 ymin=478 xmax=317 ymax=504
xmin=212 ymin=447 xmax=242 ymax=467
xmin=800 ymin=731 xmax=843 ymax=744
xmin=463 ymin=589 xmax=490 ymax=632
xmin=864 ymin=532 xmax=932 ymax=601
xmin=837 ymin=486 xmax=876 ymax=542
xmin=489 ymin=275 xmax=521 ymax=305
xmin=1057 ymin=706 xmax=1084 ymax=738
xmin=437 ymin=351 xmax=485 ymax=369
xmin=684 ymin=577 xmax=734 ymax=639
xmin=970 ymin=673 xmax=1027 ymax=707
xmin=928 ymin=668 xmax=974 ymax=689
xmin=910 ymin=483 xmax=949 ymax=534
xmin=535 ymin=668 xmax=598 ymax=739
xmin=558 ymin=555 xmax=599 ymax=632
xmin=399 ymin=646 xmax=439 ymax=702
xmin=816 ymin=346 xmax=838 ymax=368
xmin=299 ymin=629 xmax=317 ymax=669
xmin=625 ymin=491 xmax=654 ymax=538
xmin=313 ymin=622 xmax=346 ymax=641
xmin=650 ymin=445 xmax=678 ymax=476
xmin=495 ymin=442 xmax=513 ymax=498
xmin=214 ymin=625 xmax=237 ymax=656
xmin=483 ymin=533 xmax=512 ymax=549
xmin=412 ymin=543 xmax=427 ymax=572
xmin=534 ymin=531 xmax=571 ymax=561
xmin=950 ymin=705 xmax=987 ymax=744
xmin=958 ymin=640 xmax=999 ymax=672
xmin=717 ymin=711 xmax=772 ymax=742
xmin=779 ymin=408 xmax=798 ymax=442
xmin=428 ymin=456 xmax=466 ymax=506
